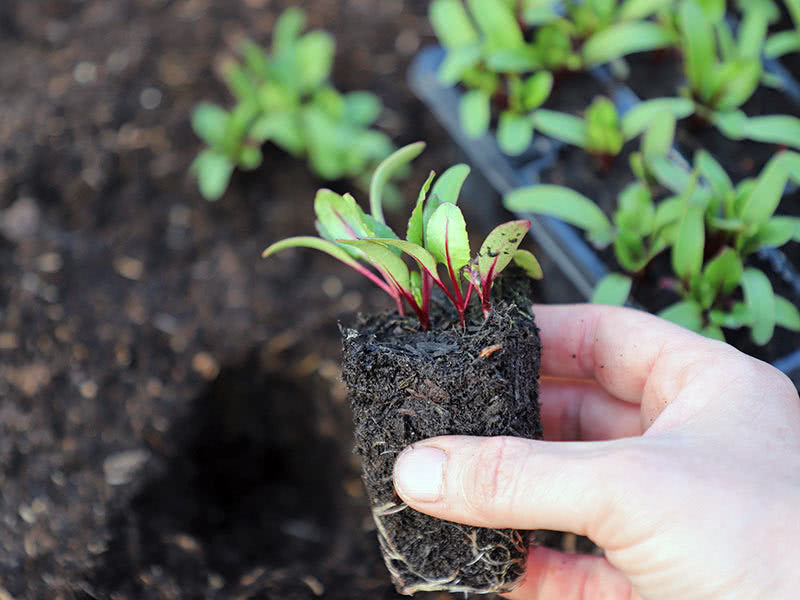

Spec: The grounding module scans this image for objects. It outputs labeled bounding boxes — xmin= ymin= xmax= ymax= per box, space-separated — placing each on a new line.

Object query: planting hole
xmin=86 ymin=352 xmax=351 ymax=595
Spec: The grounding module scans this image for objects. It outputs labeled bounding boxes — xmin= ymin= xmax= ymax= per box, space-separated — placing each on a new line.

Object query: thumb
xmin=393 ymin=435 xmax=639 ymax=540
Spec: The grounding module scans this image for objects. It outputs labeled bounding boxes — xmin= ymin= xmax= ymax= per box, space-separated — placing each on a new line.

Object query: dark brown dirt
xmin=342 ymin=273 xmax=542 ymax=595
xmin=0 ymin=1 xmax=483 ymax=598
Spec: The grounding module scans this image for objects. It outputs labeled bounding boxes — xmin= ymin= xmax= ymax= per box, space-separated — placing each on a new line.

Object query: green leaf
xmin=240 ymin=39 xmax=271 ymax=79
xmin=737 ymin=1 xmax=774 ymax=59
xmin=647 ymin=156 xmax=691 ymax=194
xmin=429 ymin=0 xmax=480 ymax=48
xmin=701 ymin=324 xmax=726 ymax=341
xmin=672 ymin=202 xmax=705 ymax=280
xmin=262 ymin=235 xmax=361 ymax=270
xmin=615 ymin=182 xmax=655 ymax=235
xmin=679 ymin=0 xmax=716 ymax=102
xmin=407 ymin=171 xmax=435 ymax=246
xmin=741 ymin=115 xmax=800 ymax=150
xmin=367 ymin=238 xmax=442 ymax=282
xmin=764 ymin=31 xmax=800 ymax=58
xmin=712 ymin=109 xmax=749 ymax=140
xmin=438 ymin=44 xmax=482 ymax=85
xmin=273 ymin=7 xmax=306 ymax=53
xmin=343 ymin=91 xmax=382 ymax=126
xmin=426 ymin=203 xmax=471 ymax=270
xmin=591 ymin=273 xmax=633 ymax=305
xmin=460 ymin=89 xmax=491 ymax=138
xmin=467 ymin=0 xmax=524 ymax=48
xmin=583 ymin=21 xmax=675 ymax=66
xmin=521 ymin=0 xmax=560 ymax=23
xmin=505 ymin=185 xmax=614 ymax=246
xmin=531 ymin=110 xmax=586 ymax=148
xmin=659 ymin=300 xmax=704 ymax=332
xmin=709 ymin=302 xmax=752 ymax=328
xmin=585 ymin=97 xmax=623 ymax=156
xmin=695 ymin=149 xmax=732 ymax=198
xmin=498 ymin=111 xmax=534 ymax=156
xmin=237 ymin=146 xmax=262 ymax=170
xmin=338 ymin=240 xmax=410 ymax=292
xmin=296 ymin=31 xmax=334 ymax=92
xmin=741 ymin=267 xmax=776 ymax=345
xmin=424 ymin=164 xmax=471 ymax=230
xmin=621 ymin=98 xmax=695 ymax=140
xmin=618 ymin=0 xmax=676 ymax=20
xmin=694 ymin=0 xmax=725 ymax=22
xmin=476 ymin=220 xmax=531 ymax=282
xmin=192 ymin=150 xmax=234 ymax=201
xmin=642 ymin=112 xmax=676 ymax=163
xmin=512 ymin=249 xmax=543 ymax=279
xmin=741 ymin=153 xmax=790 ymax=224
xmin=192 ymin=103 xmax=228 ymax=147
xmin=654 ymin=196 xmax=684 ymax=232
xmin=521 ymin=71 xmax=554 ymax=111
xmin=315 ymin=191 xmax=372 ymax=246
xmin=751 ymin=216 xmax=799 ymax=249
xmin=250 ymin=113 xmax=305 ymax=155
xmin=370 ymin=141 xmax=426 ymax=223
xmin=703 ymin=247 xmax=743 ymax=296
xmin=711 ymin=59 xmax=761 ymax=111
xmin=614 ymin=229 xmax=648 ymax=272
xmin=775 ymin=295 xmax=800 ymax=331
xmin=486 ymin=46 xmax=541 ymax=72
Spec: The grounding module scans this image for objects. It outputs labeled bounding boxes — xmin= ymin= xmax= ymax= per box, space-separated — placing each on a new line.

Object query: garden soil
xmin=0 ymin=1 xmax=576 ymax=598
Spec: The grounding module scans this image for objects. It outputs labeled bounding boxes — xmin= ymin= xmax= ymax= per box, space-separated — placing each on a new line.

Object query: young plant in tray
xmin=429 ymin=0 xmax=678 ymax=155
xmin=263 ymin=142 xmax=543 ymax=330
xmin=673 ymin=0 xmax=800 ymax=149
xmin=505 ymin=115 xmax=800 ymax=344
xmin=531 ymin=95 xmax=695 ymax=161
xmin=191 ymin=7 xmax=394 ymax=200
xmin=263 ymin=142 xmax=545 ymax=596
xmin=648 ymin=148 xmax=800 ymax=343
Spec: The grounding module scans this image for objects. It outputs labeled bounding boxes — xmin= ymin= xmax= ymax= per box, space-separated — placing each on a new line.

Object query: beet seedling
xmin=262 ymin=142 xmax=543 ymax=330
xmin=505 ymin=115 xmax=800 ymax=343
xmin=429 ymin=0 xmax=677 ymax=156
xmin=531 ymin=96 xmax=694 ymax=160
xmin=191 ymin=7 xmax=395 ymax=200
xmin=673 ymin=0 xmax=800 ymax=149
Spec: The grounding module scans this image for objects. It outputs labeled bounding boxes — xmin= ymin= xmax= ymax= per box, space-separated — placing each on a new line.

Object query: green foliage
xmin=263 ymin=143 xmax=543 ymax=330
xmin=671 ymin=0 xmax=800 ymax=148
xmin=191 ymin=7 xmax=394 ymax=200
xmin=504 ymin=109 xmax=800 ymax=344
xmin=430 ymin=0 xmax=679 ymax=155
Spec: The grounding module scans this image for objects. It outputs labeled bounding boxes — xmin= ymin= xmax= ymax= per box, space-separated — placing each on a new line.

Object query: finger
xmin=540 ymin=377 xmax=642 ymax=441
xmin=393 ymin=435 xmax=638 ymax=536
xmin=503 ymin=547 xmax=641 ymax=600
xmin=532 ymin=304 xmax=752 ymax=427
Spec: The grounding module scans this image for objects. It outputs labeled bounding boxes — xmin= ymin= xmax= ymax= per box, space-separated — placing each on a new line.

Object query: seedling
xmin=191 ymin=7 xmax=394 ymax=200
xmin=263 ymin=142 xmax=543 ymax=330
xmin=429 ymin=0 xmax=677 ymax=155
xmin=527 ymin=0 xmax=678 ymax=70
xmin=531 ymin=96 xmax=694 ymax=159
xmin=505 ymin=118 xmax=800 ymax=343
xmin=673 ymin=0 xmax=800 ymax=148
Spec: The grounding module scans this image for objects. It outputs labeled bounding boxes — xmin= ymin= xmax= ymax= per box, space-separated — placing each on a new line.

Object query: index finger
xmin=532 ymin=304 xmax=739 ymax=406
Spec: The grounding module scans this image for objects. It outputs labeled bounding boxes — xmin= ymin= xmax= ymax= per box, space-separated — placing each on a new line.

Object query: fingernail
xmin=394 ymin=446 xmax=447 ymax=503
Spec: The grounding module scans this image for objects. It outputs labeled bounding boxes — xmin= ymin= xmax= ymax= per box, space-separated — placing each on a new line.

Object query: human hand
xmin=392 ymin=304 xmax=800 ymax=600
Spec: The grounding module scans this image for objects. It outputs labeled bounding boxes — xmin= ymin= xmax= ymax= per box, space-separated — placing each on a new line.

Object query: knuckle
xmin=462 ymin=437 xmax=524 ymax=517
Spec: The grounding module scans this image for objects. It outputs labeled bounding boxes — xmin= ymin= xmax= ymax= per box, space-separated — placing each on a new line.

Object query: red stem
xmin=480 ymin=258 xmax=498 ymax=318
